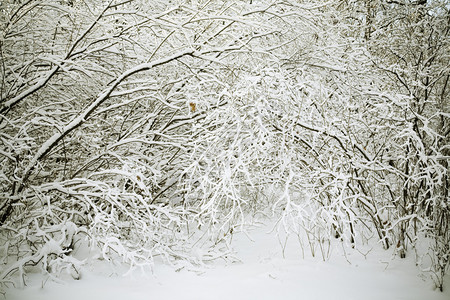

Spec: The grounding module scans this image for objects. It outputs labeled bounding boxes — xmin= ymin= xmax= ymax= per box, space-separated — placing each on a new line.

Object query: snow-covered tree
xmin=0 ymin=0 xmax=448 ymax=293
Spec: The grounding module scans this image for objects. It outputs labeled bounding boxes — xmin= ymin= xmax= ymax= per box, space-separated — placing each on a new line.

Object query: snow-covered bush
xmin=0 ymin=0 xmax=322 ymax=289
xmin=0 ymin=0 xmax=448 ymax=293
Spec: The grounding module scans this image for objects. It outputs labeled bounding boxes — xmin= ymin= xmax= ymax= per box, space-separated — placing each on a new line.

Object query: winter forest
xmin=0 ymin=0 xmax=449 ymax=298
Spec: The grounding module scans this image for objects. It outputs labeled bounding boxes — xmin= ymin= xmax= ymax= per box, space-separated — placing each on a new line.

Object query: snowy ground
xmin=5 ymin=221 xmax=450 ymax=300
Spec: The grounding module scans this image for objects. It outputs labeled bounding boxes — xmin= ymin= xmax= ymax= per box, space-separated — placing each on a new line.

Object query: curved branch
xmin=0 ymin=2 xmax=113 ymax=114
xmin=17 ymin=48 xmax=196 ymax=193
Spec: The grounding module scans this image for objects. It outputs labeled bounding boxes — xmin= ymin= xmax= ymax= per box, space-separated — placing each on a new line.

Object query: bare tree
xmin=0 ymin=0 xmax=448 ymax=293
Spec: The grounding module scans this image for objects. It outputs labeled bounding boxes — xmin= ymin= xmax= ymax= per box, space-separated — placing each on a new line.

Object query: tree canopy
xmin=0 ymin=0 xmax=448 ymax=293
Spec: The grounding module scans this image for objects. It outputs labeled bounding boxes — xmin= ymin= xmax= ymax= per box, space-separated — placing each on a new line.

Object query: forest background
xmin=0 ymin=0 xmax=449 ymax=294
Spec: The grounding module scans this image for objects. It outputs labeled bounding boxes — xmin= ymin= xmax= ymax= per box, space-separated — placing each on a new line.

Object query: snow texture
xmin=6 ymin=221 xmax=450 ymax=300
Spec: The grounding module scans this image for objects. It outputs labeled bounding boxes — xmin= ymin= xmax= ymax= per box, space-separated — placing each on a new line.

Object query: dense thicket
xmin=0 ymin=0 xmax=448 ymax=292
